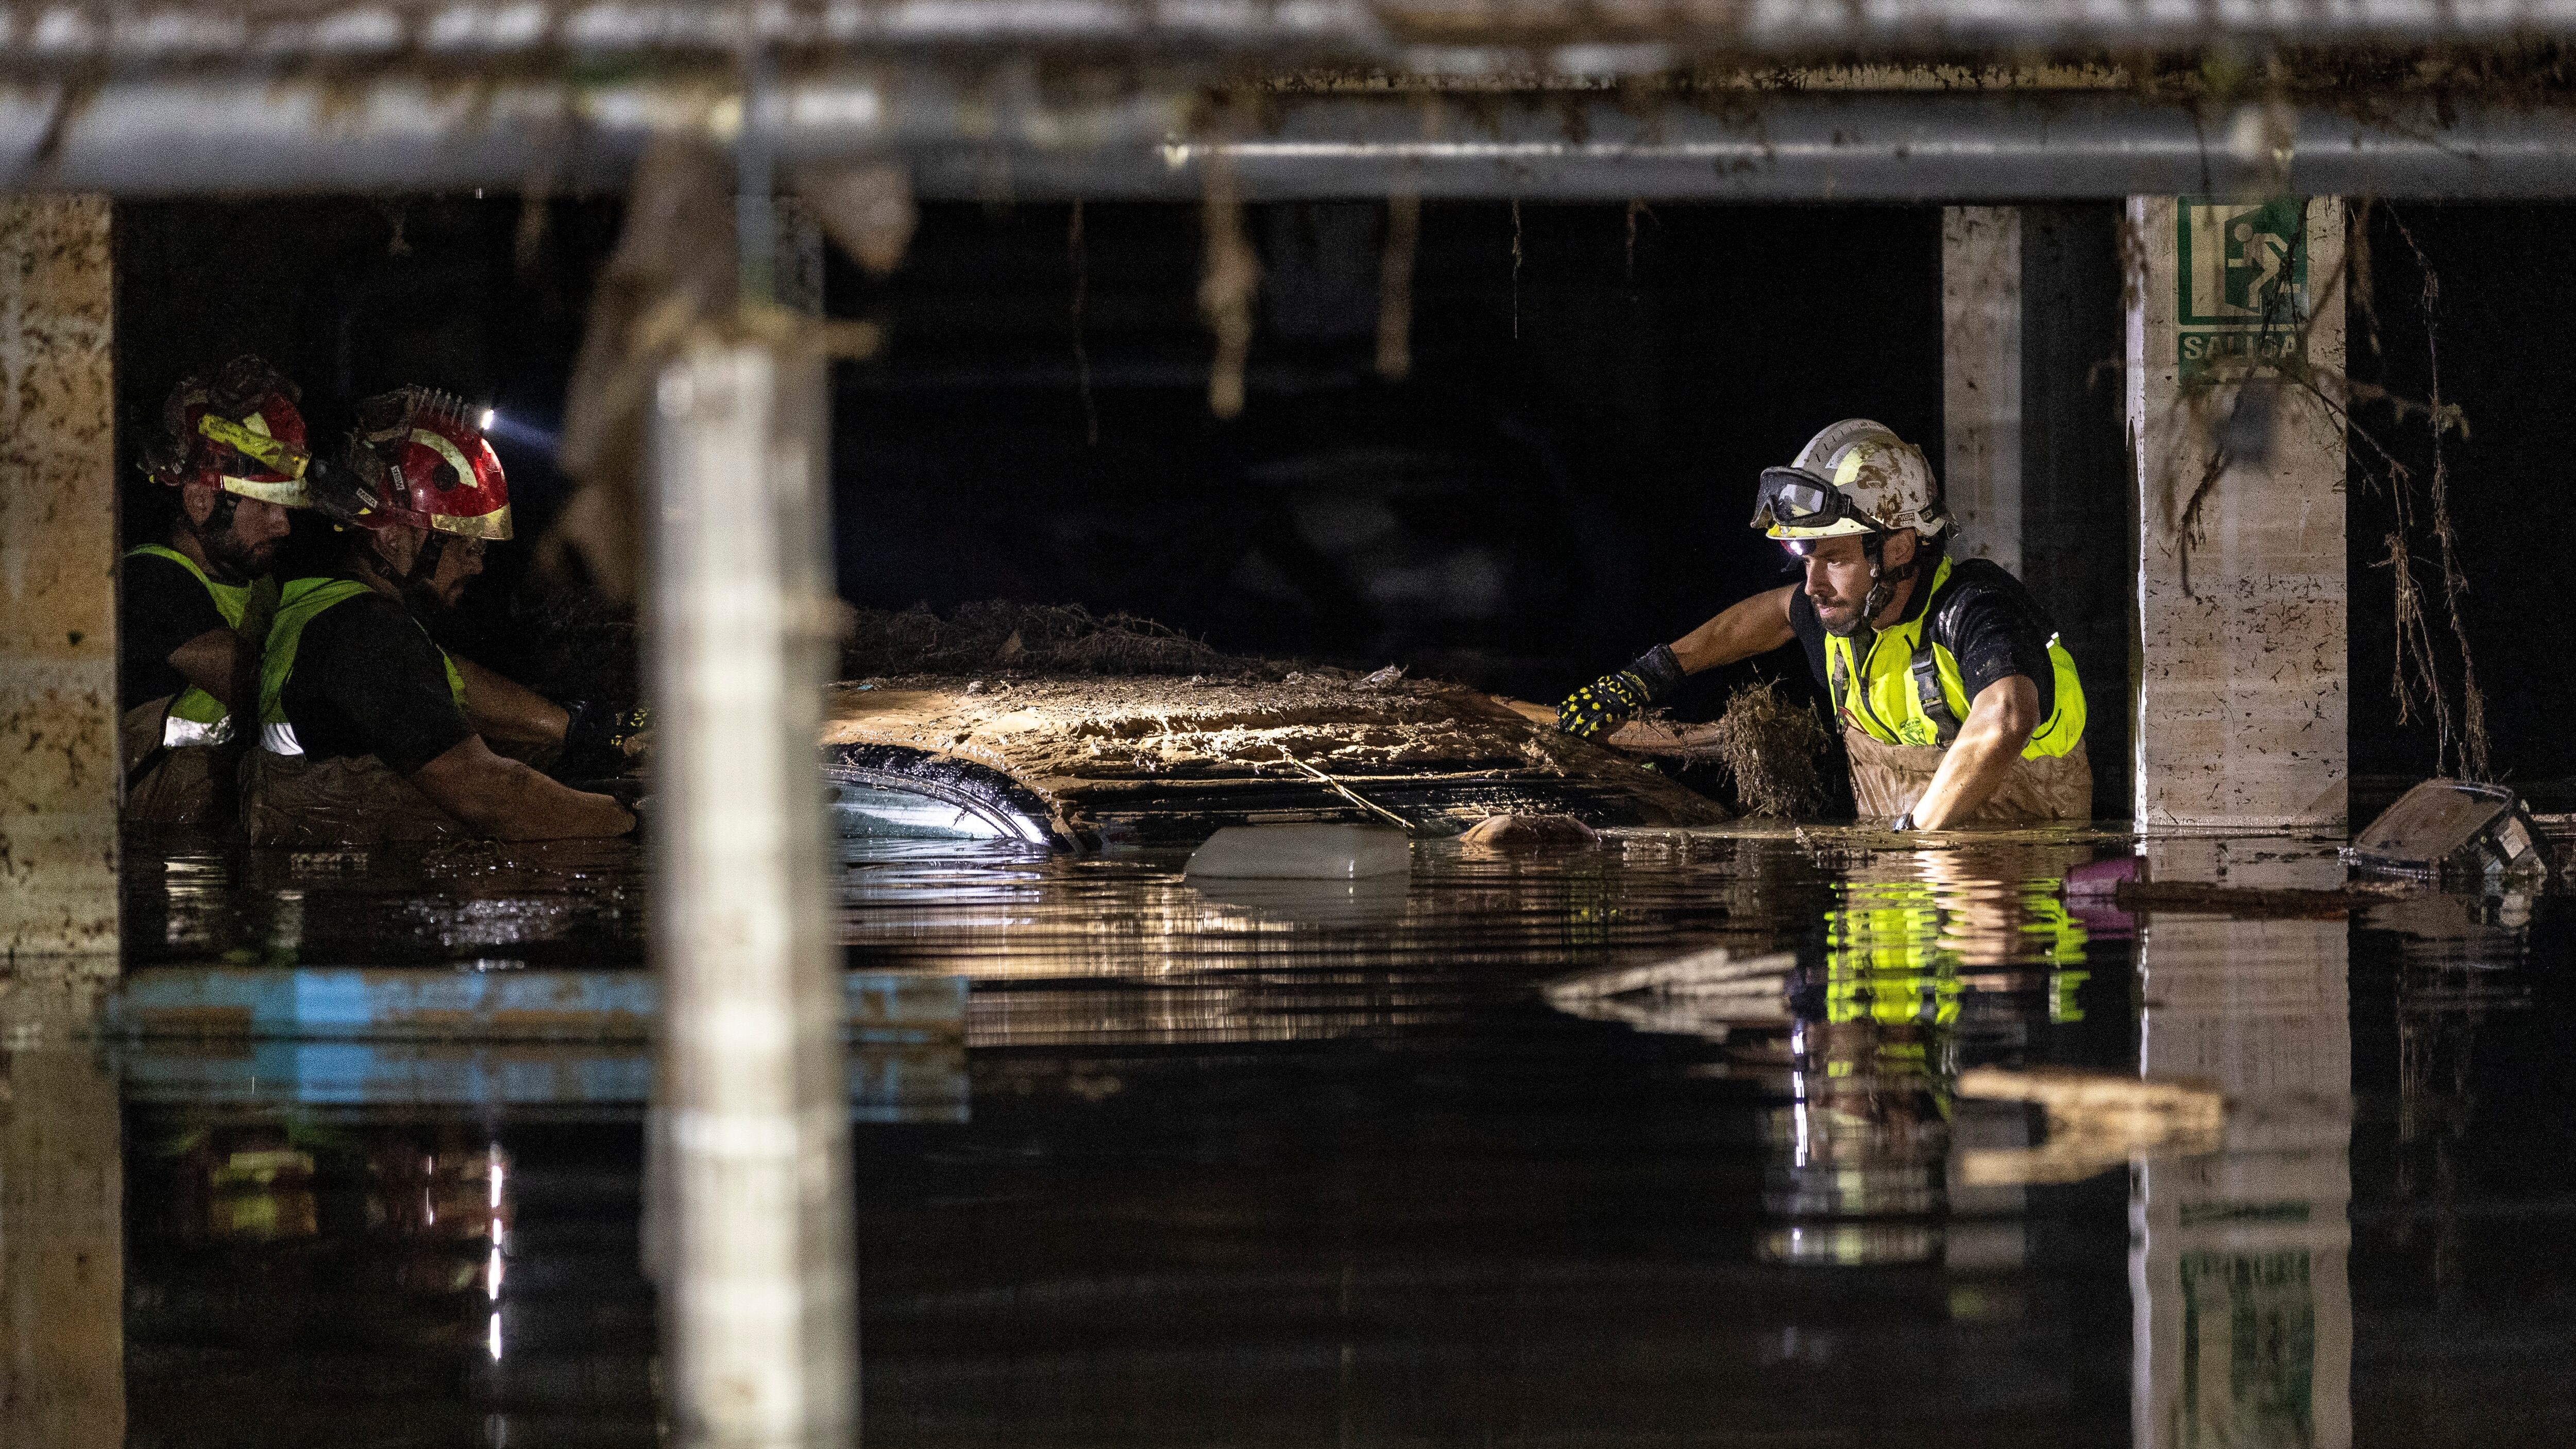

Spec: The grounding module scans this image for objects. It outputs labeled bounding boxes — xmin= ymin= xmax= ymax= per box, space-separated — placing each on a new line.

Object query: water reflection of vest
xmin=257 ymin=577 xmax=467 ymax=757
xmin=127 ymin=543 xmax=250 ymax=747
xmin=1823 ymin=556 xmax=2087 ymax=756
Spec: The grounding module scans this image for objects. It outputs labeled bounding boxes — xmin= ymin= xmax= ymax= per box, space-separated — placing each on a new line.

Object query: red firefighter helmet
xmin=144 ymin=355 xmax=314 ymax=508
xmin=339 ymin=387 xmax=514 ymax=541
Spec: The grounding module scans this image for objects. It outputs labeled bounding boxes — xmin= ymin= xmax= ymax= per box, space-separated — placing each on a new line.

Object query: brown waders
xmin=244 ymin=751 xmax=467 ymax=847
xmin=1842 ymin=728 xmax=2094 ymax=827
xmin=122 ymin=698 xmax=236 ymax=827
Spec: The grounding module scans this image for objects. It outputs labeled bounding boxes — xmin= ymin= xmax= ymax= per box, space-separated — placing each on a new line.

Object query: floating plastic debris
xmin=2350 ymin=779 xmax=2549 ymax=885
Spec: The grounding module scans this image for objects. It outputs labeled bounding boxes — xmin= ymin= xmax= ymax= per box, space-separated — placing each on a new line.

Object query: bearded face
xmin=188 ymin=487 xmax=291 ymax=583
xmin=365 ymin=523 xmax=487 ymax=615
xmin=1794 ymin=531 xmax=1918 ymax=636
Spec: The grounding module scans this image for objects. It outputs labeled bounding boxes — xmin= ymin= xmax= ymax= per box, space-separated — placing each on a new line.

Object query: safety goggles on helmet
xmin=1750 ymin=465 xmax=1888 ymax=539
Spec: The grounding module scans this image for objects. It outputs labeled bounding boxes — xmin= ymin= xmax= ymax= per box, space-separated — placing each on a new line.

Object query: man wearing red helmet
xmin=122 ymin=356 xmax=314 ymax=826
xmin=243 ymin=387 xmax=638 ymax=845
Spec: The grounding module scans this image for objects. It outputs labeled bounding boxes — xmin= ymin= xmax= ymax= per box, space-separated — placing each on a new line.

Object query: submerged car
xmin=819 ymin=672 xmax=1730 ymax=848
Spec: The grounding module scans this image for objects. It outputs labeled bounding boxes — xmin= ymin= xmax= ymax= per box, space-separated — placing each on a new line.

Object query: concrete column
xmin=2129 ymin=904 xmax=2351 ymax=1449
xmin=2126 ymin=196 xmax=2347 ymax=830
xmin=0 ymin=196 xmax=118 ymax=965
xmin=651 ymin=333 xmax=857 ymax=1449
xmin=1941 ymin=206 xmax=2022 ymax=575
xmin=0 ymin=977 xmax=126 ymax=1449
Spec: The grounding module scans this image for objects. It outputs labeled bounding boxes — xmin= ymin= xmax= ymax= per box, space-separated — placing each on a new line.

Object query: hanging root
xmin=1377 ymin=189 xmax=1418 ymax=382
xmin=2372 ymin=207 xmax=2493 ymax=780
xmin=1198 ymin=157 xmax=1259 ymax=419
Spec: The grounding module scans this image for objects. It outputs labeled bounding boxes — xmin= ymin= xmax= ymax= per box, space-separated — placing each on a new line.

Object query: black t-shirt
xmin=1786 ymin=556 xmax=2059 ymax=722
xmin=280 ymin=590 xmax=474 ymax=775
xmin=120 ymin=550 xmax=230 ymax=710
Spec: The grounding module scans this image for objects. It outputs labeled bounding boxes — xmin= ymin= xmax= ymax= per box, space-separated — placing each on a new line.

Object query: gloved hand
xmin=561 ymin=701 xmax=651 ymax=779
xmin=1555 ymin=644 xmax=1685 ymax=741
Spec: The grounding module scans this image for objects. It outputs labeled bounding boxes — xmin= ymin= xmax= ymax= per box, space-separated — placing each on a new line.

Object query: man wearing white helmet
xmin=1557 ymin=420 xmax=2091 ymax=828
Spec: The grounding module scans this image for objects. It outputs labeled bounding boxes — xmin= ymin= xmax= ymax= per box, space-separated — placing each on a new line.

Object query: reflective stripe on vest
xmin=1821 ymin=555 xmax=2086 ymax=759
xmin=127 ymin=543 xmax=252 ymax=746
xmin=258 ymin=577 xmax=468 ymax=756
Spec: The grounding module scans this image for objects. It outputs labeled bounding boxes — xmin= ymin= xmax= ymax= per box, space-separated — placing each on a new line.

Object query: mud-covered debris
xmin=1459 ymin=813 xmax=1598 ymax=851
xmin=1358 ymin=664 xmax=1406 ymax=689
xmin=843 ymin=601 xmax=1253 ymax=678
xmin=1707 ymin=681 xmax=1834 ymax=818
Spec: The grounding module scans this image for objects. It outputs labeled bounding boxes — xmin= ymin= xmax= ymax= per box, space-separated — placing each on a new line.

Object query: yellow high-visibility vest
xmin=257 ymin=577 xmax=465 ymax=756
xmin=1821 ymin=556 xmax=2086 ymax=757
xmin=126 ymin=543 xmax=252 ymax=747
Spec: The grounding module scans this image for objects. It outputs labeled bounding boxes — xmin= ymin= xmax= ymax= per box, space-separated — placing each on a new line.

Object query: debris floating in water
xmin=1706 ymin=681 xmax=1834 ymax=818
xmin=1458 ymin=813 xmax=1599 ymax=851
xmin=2350 ymin=778 xmax=2550 ymax=885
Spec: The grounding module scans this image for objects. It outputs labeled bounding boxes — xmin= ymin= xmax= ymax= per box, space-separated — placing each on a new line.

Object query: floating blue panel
xmin=119 ymin=1039 xmax=969 ymax=1120
xmin=106 ymin=968 xmax=967 ymax=1046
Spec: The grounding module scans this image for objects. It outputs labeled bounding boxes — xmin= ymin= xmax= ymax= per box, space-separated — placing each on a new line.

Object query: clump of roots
xmin=1707 ymin=681 xmax=1834 ymax=818
xmin=842 ymin=601 xmax=1254 ymax=677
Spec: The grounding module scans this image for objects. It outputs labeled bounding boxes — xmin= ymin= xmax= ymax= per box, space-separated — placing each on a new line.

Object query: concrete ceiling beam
xmin=6 ymin=79 xmax=2576 ymax=199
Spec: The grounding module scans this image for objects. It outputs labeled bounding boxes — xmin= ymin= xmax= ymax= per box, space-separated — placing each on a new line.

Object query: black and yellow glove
xmin=561 ymin=701 xmax=651 ymax=779
xmin=1555 ymin=644 xmax=1685 ymax=741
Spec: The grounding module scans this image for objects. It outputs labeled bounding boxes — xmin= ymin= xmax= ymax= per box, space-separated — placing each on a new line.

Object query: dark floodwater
xmin=7 ymin=827 xmax=2571 ymax=1447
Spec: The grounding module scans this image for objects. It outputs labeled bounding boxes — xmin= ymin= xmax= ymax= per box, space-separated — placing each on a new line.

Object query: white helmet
xmin=1756 ymin=418 xmax=1948 ymax=541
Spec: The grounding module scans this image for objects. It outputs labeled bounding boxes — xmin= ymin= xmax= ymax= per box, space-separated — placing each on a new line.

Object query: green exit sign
xmin=2175 ymin=198 xmax=2312 ymax=382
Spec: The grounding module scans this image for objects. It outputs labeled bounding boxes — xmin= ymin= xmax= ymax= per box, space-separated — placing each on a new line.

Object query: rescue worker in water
xmin=120 ymin=357 xmax=316 ymax=826
xmin=1558 ymin=419 xmax=2091 ymax=829
xmin=245 ymin=386 xmax=642 ymax=845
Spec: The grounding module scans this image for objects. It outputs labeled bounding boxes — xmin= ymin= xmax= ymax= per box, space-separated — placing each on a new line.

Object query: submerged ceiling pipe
xmin=11 ymin=77 xmax=2576 ymax=199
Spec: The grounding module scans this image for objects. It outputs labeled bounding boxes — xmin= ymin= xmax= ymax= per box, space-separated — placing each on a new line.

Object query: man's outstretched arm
xmin=455 ymin=657 xmax=572 ymax=762
xmin=408 ymin=735 xmax=635 ymax=841
xmin=1669 ymin=584 xmax=1799 ymax=673
xmin=1558 ymin=585 xmax=1800 ymax=740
